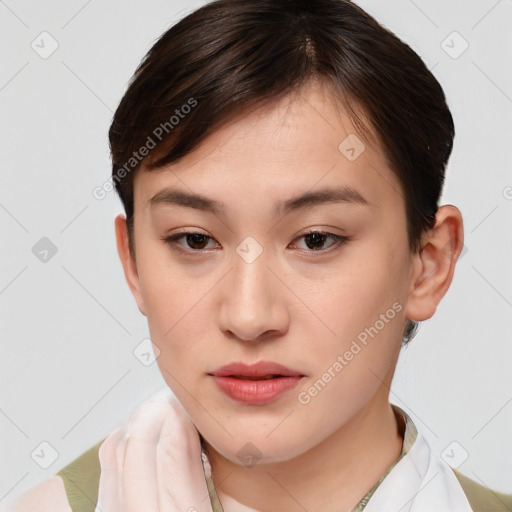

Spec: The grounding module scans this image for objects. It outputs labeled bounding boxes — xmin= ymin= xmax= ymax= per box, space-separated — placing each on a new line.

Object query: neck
xmin=206 ymin=392 xmax=404 ymax=512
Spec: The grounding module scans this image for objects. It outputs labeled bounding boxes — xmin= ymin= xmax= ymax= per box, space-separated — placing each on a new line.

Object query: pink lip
xmin=208 ymin=361 xmax=304 ymax=405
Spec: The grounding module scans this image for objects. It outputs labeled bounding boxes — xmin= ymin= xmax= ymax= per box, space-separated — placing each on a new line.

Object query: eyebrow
xmin=147 ymin=185 xmax=369 ymax=215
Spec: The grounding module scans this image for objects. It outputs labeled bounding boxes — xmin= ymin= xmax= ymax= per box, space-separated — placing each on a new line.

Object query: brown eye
xmin=304 ymin=232 xmax=328 ymax=250
xmin=184 ymin=233 xmax=210 ymax=249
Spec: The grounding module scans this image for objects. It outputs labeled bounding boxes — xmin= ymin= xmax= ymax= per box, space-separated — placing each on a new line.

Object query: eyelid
xmin=295 ymin=226 xmax=346 ymax=238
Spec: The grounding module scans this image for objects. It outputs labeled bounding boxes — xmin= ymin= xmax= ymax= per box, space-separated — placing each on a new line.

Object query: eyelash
xmin=162 ymin=230 xmax=350 ymax=255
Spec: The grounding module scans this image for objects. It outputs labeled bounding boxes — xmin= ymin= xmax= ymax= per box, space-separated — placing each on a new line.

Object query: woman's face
xmin=122 ymin=80 xmax=419 ymax=464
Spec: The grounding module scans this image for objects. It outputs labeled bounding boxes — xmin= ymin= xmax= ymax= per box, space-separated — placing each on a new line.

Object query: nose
xmin=217 ymin=248 xmax=290 ymax=343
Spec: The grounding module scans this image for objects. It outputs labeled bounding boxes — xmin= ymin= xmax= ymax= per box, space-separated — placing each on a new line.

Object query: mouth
xmin=208 ymin=361 xmax=305 ymax=405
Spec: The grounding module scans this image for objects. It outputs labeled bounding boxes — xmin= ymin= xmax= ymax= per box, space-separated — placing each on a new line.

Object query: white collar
xmin=201 ymin=405 xmax=473 ymax=512
xmin=364 ymin=407 xmax=473 ymax=512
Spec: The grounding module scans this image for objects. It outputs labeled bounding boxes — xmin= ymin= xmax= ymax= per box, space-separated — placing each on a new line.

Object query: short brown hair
xmin=109 ymin=0 xmax=455 ymax=344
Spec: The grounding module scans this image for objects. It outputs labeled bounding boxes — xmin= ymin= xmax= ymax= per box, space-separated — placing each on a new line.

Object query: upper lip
xmin=209 ymin=361 xmax=304 ymax=378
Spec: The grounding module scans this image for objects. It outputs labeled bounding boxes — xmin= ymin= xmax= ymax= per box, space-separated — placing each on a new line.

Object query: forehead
xmin=133 ymin=80 xmax=402 ymax=214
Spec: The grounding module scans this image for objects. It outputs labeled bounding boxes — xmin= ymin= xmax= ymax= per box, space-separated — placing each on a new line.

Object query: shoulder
xmin=3 ymin=439 xmax=105 ymax=512
xmin=452 ymin=468 xmax=512 ymax=512
xmin=2 ymin=475 xmax=72 ymax=512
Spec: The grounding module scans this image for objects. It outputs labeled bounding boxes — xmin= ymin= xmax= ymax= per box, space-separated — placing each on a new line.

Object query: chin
xmin=202 ymin=427 xmax=314 ymax=467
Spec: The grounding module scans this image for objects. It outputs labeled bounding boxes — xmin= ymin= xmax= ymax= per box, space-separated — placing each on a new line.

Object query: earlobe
xmin=404 ymin=205 xmax=464 ymax=322
xmin=114 ymin=214 xmax=147 ymax=317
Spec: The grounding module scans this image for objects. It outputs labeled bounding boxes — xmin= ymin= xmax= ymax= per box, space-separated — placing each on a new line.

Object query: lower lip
xmin=211 ymin=375 xmax=303 ymax=405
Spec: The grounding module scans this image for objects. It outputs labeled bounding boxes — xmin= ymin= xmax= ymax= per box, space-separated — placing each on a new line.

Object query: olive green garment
xmin=57 ymin=438 xmax=512 ymax=512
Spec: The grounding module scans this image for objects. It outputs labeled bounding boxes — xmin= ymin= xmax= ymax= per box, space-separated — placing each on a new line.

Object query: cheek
xmin=135 ymin=250 xmax=207 ymax=363
xmin=290 ymin=270 xmax=406 ymax=449
xmin=304 ymin=253 xmax=406 ymax=343
xmin=136 ymin=240 xmax=201 ymax=323
xmin=297 ymin=244 xmax=408 ymax=398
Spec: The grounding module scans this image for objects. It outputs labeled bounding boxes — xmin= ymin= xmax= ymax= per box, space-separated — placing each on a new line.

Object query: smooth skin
xmin=4 ymin=78 xmax=463 ymax=512
xmin=113 ymin=78 xmax=464 ymax=512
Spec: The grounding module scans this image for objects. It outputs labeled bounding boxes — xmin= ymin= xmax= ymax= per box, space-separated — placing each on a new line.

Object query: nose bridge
xmin=218 ymin=237 xmax=288 ymax=341
xmin=233 ymin=249 xmax=271 ymax=308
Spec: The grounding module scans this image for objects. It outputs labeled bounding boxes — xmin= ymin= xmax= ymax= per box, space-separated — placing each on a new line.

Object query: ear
xmin=114 ymin=214 xmax=147 ymax=317
xmin=405 ymin=205 xmax=464 ymax=322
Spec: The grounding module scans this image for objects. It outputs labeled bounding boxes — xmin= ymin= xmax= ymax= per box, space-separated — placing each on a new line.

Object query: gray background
xmin=1 ymin=0 xmax=511 ymax=506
